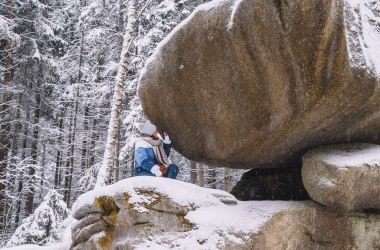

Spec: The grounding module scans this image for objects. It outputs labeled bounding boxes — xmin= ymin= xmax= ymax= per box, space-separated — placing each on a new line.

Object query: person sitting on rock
xmin=134 ymin=122 xmax=179 ymax=179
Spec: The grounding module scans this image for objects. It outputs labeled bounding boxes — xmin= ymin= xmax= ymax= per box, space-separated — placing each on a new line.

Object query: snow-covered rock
xmin=302 ymin=143 xmax=380 ymax=212
xmin=70 ymin=177 xmax=380 ymax=249
xmin=138 ymin=0 xmax=380 ymax=169
xmin=70 ymin=177 xmax=237 ymax=249
xmin=7 ymin=190 xmax=71 ymax=247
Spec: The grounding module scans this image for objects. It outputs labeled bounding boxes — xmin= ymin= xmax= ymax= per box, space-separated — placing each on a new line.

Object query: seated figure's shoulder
xmin=135 ymin=138 xmax=152 ymax=149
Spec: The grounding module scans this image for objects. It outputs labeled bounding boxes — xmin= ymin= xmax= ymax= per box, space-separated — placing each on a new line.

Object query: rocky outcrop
xmin=231 ymin=168 xmax=309 ymax=201
xmin=138 ymin=0 xmax=380 ymax=168
xmin=71 ymin=177 xmax=380 ymax=249
xmin=302 ymin=143 xmax=380 ymax=212
xmin=70 ymin=177 xmax=237 ymax=249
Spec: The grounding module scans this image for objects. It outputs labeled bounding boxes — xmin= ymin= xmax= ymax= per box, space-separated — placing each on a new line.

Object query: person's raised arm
xmin=162 ymin=131 xmax=172 ymax=157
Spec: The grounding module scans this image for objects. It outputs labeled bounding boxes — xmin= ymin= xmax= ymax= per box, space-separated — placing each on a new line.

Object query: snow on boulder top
xmin=303 ymin=143 xmax=380 ymax=168
xmin=72 ymin=177 xmax=237 ymax=219
xmin=345 ymin=0 xmax=380 ymax=77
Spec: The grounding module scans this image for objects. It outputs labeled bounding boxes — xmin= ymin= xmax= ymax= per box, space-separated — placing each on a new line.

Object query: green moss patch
xmin=95 ymin=196 xmax=120 ymax=249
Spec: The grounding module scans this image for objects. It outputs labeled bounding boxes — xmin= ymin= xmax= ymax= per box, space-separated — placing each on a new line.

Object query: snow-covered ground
xmin=2 ymin=200 xmax=308 ymax=250
xmin=2 ymin=177 xmax=310 ymax=250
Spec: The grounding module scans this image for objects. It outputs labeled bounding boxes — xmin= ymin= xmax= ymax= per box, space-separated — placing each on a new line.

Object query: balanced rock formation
xmin=71 ymin=177 xmax=380 ymax=249
xmin=138 ymin=0 xmax=380 ymax=168
xmin=302 ymin=143 xmax=380 ymax=212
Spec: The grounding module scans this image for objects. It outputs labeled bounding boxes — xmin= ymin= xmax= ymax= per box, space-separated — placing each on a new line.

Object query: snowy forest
xmin=0 ymin=0 xmax=245 ymax=246
xmin=1 ymin=0 xmax=380 ymax=248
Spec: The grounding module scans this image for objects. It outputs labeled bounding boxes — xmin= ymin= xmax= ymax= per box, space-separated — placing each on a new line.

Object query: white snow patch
xmin=72 ymin=177 xmax=237 ymax=215
xmin=345 ymin=0 xmax=380 ymax=76
xmin=2 ymin=243 xmax=68 ymax=250
xmin=227 ymin=0 xmax=244 ymax=30
xmin=317 ymin=177 xmax=337 ymax=188
xmin=134 ymin=201 xmax=309 ymax=249
xmin=320 ymin=145 xmax=380 ymax=168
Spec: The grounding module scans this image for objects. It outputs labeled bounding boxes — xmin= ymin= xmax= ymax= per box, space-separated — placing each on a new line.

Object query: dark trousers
xmin=135 ymin=164 xmax=179 ymax=179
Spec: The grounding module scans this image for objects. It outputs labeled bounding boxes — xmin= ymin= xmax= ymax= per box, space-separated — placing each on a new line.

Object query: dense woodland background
xmin=0 ymin=0 xmax=245 ymax=244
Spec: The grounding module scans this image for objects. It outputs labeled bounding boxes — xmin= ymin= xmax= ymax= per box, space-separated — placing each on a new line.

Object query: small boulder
xmin=302 ymin=143 xmax=380 ymax=212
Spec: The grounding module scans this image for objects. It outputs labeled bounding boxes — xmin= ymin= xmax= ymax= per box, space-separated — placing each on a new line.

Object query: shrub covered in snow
xmin=6 ymin=190 xmax=71 ymax=247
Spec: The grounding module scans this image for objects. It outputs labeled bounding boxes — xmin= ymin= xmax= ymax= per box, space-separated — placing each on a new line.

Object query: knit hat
xmin=139 ymin=122 xmax=157 ymax=136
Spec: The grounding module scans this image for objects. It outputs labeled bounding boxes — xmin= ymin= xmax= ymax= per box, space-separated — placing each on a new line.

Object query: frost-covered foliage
xmin=6 ymin=190 xmax=70 ymax=247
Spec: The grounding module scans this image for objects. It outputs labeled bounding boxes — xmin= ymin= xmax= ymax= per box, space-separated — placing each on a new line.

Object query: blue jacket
xmin=134 ymin=138 xmax=172 ymax=174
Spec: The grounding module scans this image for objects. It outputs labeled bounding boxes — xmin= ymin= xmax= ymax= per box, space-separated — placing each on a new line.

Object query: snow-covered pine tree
xmin=6 ymin=189 xmax=70 ymax=247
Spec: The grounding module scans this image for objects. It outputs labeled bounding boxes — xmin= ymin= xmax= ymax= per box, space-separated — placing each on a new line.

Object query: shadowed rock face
xmin=139 ymin=0 xmax=380 ymax=168
xmin=231 ymin=168 xmax=309 ymax=201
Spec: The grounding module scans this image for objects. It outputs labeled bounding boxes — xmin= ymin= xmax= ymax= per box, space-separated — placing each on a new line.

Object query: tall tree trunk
xmin=89 ymin=118 xmax=97 ymax=168
xmin=25 ymin=62 xmax=42 ymax=215
xmin=3 ymin=94 xmax=22 ymax=233
xmin=64 ymin=88 xmax=80 ymax=208
xmin=224 ymin=168 xmax=233 ymax=192
xmin=64 ymin=25 xmax=84 ymax=205
xmin=15 ymin=81 xmax=30 ymax=227
xmin=190 ymin=161 xmax=197 ymax=184
xmin=0 ymin=0 xmax=14 ymax=230
xmin=95 ymin=0 xmax=138 ymax=188
xmin=54 ymin=109 xmax=64 ymax=189
xmin=80 ymin=106 xmax=90 ymax=174
xmin=198 ymin=164 xmax=205 ymax=187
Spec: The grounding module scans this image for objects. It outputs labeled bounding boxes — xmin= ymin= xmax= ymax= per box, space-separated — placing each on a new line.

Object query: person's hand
xmin=158 ymin=164 xmax=168 ymax=175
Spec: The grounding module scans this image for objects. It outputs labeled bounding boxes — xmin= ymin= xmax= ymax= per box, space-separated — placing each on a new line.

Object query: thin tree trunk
xmin=89 ymin=118 xmax=97 ymax=168
xmin=80 ymin=106 xmax=89 ymax=174
xmin=190 ymin=161 xmax=197 ymax=184
xmin=114 ymin=118 xmax=121 ymax=183
xmin=54 ymin=110 xmax=64 ymax=189
xmin=25 ymin=62 xmax=42 ymax=215
xmin=224 ymin=168 xmax=233 ymax=192
xmin=198 ymin=164 xmax=205 ymax=187
xmin=95 ymin=0 xmax=138 ymax=188
xmin=39 ymin=144 xmax=46 ymax=201
xmin=64 ymin=88 xmax=80 ymax=207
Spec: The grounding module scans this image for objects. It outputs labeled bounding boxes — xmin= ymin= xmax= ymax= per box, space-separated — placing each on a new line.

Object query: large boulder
xmin=138 ymin=0 xmax=380 ymax=168
xmin=71 ymin=177 xmax=380 ymax=249
xmin=302 ymin=143 xmax=380 ymax=212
